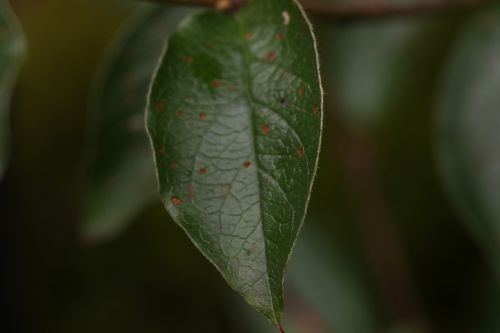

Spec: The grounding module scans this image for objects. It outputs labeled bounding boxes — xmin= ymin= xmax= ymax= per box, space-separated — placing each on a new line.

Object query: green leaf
xmin=146 ymin=0 xmax=322 ymax=325
xmin=0 ymin=0 xmax=25 ymax=179
xmin=82 ymin=4 xmax=194 ymax=242
xmin=435 ymin=5 xmax=500 ymax=265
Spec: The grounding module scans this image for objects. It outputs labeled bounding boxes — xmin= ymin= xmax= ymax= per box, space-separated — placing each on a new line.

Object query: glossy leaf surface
xmin=0 ymin=0 xmax=25 ymax=179
xmin=83 ymin=5 xmax=193 ymax=241
xmin=147 ymin=0 xmax=322 ymax=324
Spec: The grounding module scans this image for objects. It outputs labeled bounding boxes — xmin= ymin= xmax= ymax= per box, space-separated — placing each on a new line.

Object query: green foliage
xmin=83 ymin=4 xmax=194 ymax=241
xmin=0 ymin=0 xmax=25 ymax=179
xmin=435 ymin=4 xmax=500 ymax=267
xmin=146 ymin=0 xmax=322 ymax=325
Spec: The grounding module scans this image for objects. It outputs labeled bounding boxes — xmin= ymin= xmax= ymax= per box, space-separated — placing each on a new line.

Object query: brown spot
xmin=158 ymin=146 xmax=167 ymax=156
xmin=298 ymin=87 xmax=305 ymax=97
xmin=266 ymin=52 xmax=276 ymax=63
xmin=170 ymin=161 xmax=178 ymax=169
xmin=199 ymin=167 xmax=208 ymax=175
xmin=276 ymin=32 xmax=286 ymax=41
xmin=176 ymin=109 xmax=185 ymax=118
xmin=297 ymin=147 xmax=305 ymax=158
xmin=188 ymin=183 xmax=196 ymax=199
xmin=229 ymin=84 xmax=237 ymax=91
xmin=243 ymin=160 xmax=252 ymax=168
xmin=184 ymin=55 xmax=193 ymax=64
xmin=244 ymin=32 xmax=254 ymax=40
xmin=199 ymin=112 xmax=207 ymax=121
xmin=212 ymin=79 xmax=222 ymax=88
xmin=312 ymin=105 xmax=319 ymax=114
xmin=155 ymin=100 xmax=164 ymax=112
xmin=170 ymin=196 xmax=184 ymax=206
xmin=261 ymin=124 xmax=270 ymax=135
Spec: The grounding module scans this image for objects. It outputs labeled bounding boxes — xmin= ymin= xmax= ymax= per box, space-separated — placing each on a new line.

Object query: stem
xmin=139 ymin=0 xmax=490 ymax=19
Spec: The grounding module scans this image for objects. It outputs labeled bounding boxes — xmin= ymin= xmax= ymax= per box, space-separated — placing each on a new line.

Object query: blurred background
xmin=1 ymin=0 xmax=499 ymax=332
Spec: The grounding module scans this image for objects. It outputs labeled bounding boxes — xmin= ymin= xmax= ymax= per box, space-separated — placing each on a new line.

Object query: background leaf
xmin=82 ymin=4 xmax=194 ymax=242
xmin=147 ymin=0 xmax=322 ymax=324
xmin=0 ymin=0 xmax=25 ymax=179
xmin=435 ymin=4 xmax=500 ymax=269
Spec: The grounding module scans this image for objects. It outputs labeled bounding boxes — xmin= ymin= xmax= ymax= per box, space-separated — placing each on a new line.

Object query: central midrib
xmin=234 ymin=13 xmax=279 ymax=323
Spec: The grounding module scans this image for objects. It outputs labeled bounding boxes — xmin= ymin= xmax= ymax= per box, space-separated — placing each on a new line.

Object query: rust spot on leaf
xmin=176 ymin=109 xmax=185 ymax=117
xmin=297 ymin=147 xmax=305 ymax=158
xmin=184 ymin=55 xmax=193 ymax=64
xmin=266 ymin=52 xmax=276 ymax=63
xmin=282 ymin=69 xmax=289 ymax=78
xmin=170 ymin=196 xmax=184 ymax=206
xmin=298 ymin=87 xmax=305 ymax=97
xmin=261 ymin=124 xmax=270 ymax=135
xmin=158 ymin=146 xmax=167 ymax=156
xmin=276 ymin=32 xmax=285 ymax=41
xmin=243 ymin=160 xmax=252 ymax=168
xmin=212 ymin=79 xmax=222 ymax=88
xmin=244 ymin=32 xmax=254 ymax=40
xmin=155 ymin=100 xmax=164 ymax=112
xmin=170 ymin=161 xmax=178 ymax=169
xmin=312 ymin=105 xmax=319 ymax=114
xmin=199 ymin=112 xmax=207 ymax=121
xmin=199 ymin=167 xmax=208 ymax=175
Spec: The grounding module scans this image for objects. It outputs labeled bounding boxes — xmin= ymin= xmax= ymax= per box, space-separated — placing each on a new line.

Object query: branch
xmin=140 ymin=0 xmax=490 ymax=19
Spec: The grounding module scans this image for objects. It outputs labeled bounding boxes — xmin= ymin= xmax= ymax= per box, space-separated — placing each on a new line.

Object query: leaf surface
xmin=147 ymin=0 xmax=322 ymax=324
xmin=83 ymin=5 xmax=193 ymax=241
xmin=0 ymin=0 xmax=25 ymax=179
xmin=435 ymin=5 xmax=500 ymax=263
